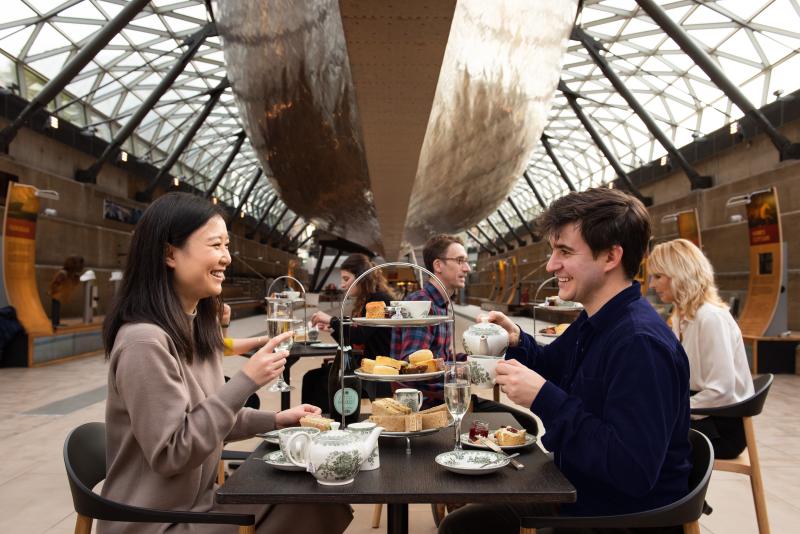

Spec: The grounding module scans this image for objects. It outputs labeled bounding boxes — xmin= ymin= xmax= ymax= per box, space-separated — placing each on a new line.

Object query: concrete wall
xmin=0 ymin=121 xmax=303 ymax=321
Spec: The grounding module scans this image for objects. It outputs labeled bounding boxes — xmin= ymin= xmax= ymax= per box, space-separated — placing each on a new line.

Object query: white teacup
xmin=394 ymin=388 xmax=423 ymax=412
xmin=278 ymin=427 xmax=319 ymax=461
xmin=284 ymin=290 xmax=301 ymax=300
xmin=467 ymin=355 xmax=502 ymax=389
xmin=390 ymin=300 xmax=431 ymax=318
xmin=348 ymin=421 xmax=380 ymax=470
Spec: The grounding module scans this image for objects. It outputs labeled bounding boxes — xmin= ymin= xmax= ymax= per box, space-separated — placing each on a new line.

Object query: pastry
xmin=372 ymin=398 xmax=411 ymax=416
xmin=408 ymin=349 xmax=434 ymax=365
xmin=555 ymin=323 xmax=570 ymax=335
xmin=360 ymin=358 xmax=376 ymax=373
xmin=368 ymin=415 xmax=406 ymax=432
xmin=404 ymin=413 xmax=423 ymax=432
xmin=494 ymin=425 xmax=526 ymax=446
xmin=371 ymin=365 xmax=399 ymax=376
xmin=375 ymin=356 xmax=403 ymax=370
xmin=420 ymin=410 xmax=449 ymax=430
xmin=400 ymin=363 xmax=428 ymax=375
xmin=366 ymin=301 xmax=386 ymax=318
xmin=299 ymin=415 xmax=335 ymax=431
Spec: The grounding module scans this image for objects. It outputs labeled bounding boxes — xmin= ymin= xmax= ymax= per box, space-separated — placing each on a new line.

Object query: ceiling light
xmin=659 ymin=156 xmax=667 ymax=166
xmin=729 ymin=122 xmax=739 ymax=135
xmin=240 ymin=211 xmax=245 ymax=218
xmin=120 ymin=150 xmax=128 ymax=163
xmin=48 ymin=116 xmax=59 ymax=129
xmin=212 ymin=196 xmax=218 ymax=205
xmin=173 ymin=177 xmax=180 ymax=187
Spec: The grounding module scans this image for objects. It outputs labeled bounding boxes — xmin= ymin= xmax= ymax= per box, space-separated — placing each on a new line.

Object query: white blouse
xmin=673 ymin=302 xmax=754 ymax=416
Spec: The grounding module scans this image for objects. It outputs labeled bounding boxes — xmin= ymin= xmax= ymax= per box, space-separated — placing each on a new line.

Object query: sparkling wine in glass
xmin=444 ymin=362 xmax=471 ymax=450
xmin=266 ymin=314 xmax=301 ymax=392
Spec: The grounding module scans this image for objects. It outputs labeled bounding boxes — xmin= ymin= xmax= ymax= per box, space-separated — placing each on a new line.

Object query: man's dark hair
xmin=103 ymin=192 xmax=225 ymax=363
xmin=535 ymin=187 xmax=651 ymax=279
xmin=422 ymin=234 xmax=464 ymax=272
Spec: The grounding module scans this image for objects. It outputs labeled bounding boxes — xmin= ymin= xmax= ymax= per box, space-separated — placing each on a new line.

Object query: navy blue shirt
xmin=508 ymin=282 xmax=691 ymax=516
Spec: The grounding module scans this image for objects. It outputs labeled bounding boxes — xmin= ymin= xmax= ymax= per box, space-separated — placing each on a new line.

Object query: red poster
xmin=746 ymin=190 xmax=780 ymax=246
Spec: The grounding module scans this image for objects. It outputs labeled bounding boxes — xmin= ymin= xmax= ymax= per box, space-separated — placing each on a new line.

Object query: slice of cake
xmin=299 ymin=415 xmax=335 ymax=431
xmin=372 ymin=398 xmax=411 ymax=416
xmin=371 ymin=365 xmax=399 ymax=376
xmin=365 ymin=301 xmax=386 ymax=318
xmin=494 ymin=425 xmax=526 ymax=446
xmin=368 ymin=415 xmax=406 ymax=432
xmin=360 ymin=358 xmax=376 ymax=373
xmin=375 ymin=356 xmax=403 ymax=370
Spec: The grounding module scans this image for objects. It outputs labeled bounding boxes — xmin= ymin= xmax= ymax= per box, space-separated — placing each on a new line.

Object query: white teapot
xmin=462 ymin=317 xmax=509 ymax=357
xmin=286 ymin=422 xmax=383 ymax=485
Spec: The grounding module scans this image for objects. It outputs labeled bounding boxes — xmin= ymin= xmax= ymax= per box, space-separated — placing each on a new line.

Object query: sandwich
xmin=299 ymin=415 xmax=335 ymax=431
xmin=372 ymin=397 xmax=411 ymax=416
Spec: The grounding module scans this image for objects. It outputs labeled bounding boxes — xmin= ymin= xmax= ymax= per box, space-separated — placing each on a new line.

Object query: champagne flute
xmin=444 ymin=362 xmax=471 ymax=450
xmin=266 ymin=300 xmax=301 ymax=392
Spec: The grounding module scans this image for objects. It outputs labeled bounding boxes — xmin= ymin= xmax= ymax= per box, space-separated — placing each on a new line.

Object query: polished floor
xmin=0 ymin=306 xmax=798 ymax=533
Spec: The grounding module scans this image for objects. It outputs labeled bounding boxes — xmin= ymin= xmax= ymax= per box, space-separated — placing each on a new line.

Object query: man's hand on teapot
xmin=275 ymin=404 xmax=322 ymax=429
xmin=482 ymin=311 xmax=521 ymax=346
xmin=310 ymin=311 xmax=332 ymax=329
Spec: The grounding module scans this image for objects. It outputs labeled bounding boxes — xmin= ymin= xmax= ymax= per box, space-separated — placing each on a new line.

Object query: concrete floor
xmin=0 ymin=304 xmax=798 ymax=533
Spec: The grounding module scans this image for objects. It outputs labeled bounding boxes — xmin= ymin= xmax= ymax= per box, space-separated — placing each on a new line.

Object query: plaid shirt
xmin=390 ymin=281 xmax=454 ymax=407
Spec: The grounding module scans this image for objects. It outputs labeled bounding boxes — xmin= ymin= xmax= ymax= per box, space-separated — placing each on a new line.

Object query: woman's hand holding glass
xmin=241 ymin=331 xmax=292 ymax=387
xmin=275 ymin=403 xmax=322 ymax=428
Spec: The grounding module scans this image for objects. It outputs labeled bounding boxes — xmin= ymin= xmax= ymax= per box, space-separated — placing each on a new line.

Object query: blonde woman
xmin=648 ymin=238 xmax=754 ymax=459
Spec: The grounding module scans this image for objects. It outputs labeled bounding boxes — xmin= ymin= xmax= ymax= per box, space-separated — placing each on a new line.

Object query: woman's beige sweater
xmin=99 ymin=321 xmax=274 ymax=533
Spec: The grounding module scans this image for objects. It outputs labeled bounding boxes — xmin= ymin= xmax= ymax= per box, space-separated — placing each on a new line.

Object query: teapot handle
xmin=285 ymin=432 xmax=311 ymax=468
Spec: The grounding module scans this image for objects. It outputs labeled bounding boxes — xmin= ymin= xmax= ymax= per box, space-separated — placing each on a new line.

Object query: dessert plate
xmin=537 ymin=329 xmax=560 ymax=338
xmin=534 ymin=304 xmax=583 ymax=311
xmin=435 ymin=450 xmax=509 ymax=475
xmin=309 ymin=342 xmax=339 ymax=349
xmin=354 ymin=369 xmax=444 ymax=382
xmin=460 ymin=431 xmax=536 ymax=450
xmin=261 ymin=450 xmax=305 ymax=471
xmin=352 ymin=317 xmax=448 ymax=327
xmin=255 ymin=429 xmax=281 ymax=445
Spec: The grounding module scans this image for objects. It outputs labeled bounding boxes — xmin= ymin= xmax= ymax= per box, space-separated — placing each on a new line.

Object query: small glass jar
xmin=468 ymin=420 xmax=489 ymax=442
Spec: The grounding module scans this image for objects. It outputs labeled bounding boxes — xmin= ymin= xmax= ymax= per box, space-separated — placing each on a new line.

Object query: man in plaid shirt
xmin=392 ymin=234 xmax=471 ymax=407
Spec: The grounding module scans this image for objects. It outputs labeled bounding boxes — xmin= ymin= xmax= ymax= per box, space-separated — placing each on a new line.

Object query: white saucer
xmin=435 ymin=450 xmax=509 ymax=475
xmin=261 ymin=450 xmax=305 ymax=471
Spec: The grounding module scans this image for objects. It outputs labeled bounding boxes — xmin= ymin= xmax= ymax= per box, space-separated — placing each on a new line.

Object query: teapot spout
xmin=361 ymin=426 xmax=384 ymax=459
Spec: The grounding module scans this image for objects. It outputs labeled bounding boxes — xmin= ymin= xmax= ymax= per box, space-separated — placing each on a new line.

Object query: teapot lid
xmin=466 ymin=317 xmax=506 ymax=336
xmin=314 ymin=422 xmax=359 ymax=445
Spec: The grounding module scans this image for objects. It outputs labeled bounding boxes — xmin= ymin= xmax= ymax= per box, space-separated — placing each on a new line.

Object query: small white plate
xmin=534 ymin=304 xmax=583 ymax=311
xmin=351 ymin=317 xmax=449 ymax=327
xmin=354 ymin=369 xmax=444 ymax=382
xmin=309 ymin=342 xmax=340 ymax=349
xmin=435 ymin=450 xmax=510 ymax=475
xmin=460 ymin=431 xmax=536 ymax=450
xmin=256 ymin=429 xmax=281 ymax=445
xmin=261 ymin=450 xmax=305 ymax=471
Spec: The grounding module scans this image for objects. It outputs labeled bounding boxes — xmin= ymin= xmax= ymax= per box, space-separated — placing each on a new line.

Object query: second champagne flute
xmin=266 ymin=303 xmax=301 ymax=392
xmin=444 ymin=362 xmax=471 ymax=450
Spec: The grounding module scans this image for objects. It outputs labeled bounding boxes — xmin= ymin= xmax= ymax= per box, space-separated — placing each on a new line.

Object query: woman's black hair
xmin=103 ymin=192 xmax=225 ymax=362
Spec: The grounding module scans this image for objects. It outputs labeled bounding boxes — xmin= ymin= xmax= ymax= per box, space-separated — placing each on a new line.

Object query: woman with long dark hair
xmin=100 ymin=192 xmax=352 ymax=534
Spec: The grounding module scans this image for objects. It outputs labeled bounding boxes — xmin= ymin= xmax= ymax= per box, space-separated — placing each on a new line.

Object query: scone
xmin=494 ymin=425 xmax=526 ymax=446
xmin=408 ymin=349 xmax=434 ymax=365
xmin=366 ymin=301 xmax=386 ymax=318
xmin=375 ymin=356 xmax=403 ymax=370
xmin=372 ymin=398 xmax=411 ymax=416
xmin=299 ymin=415 xmax=335 ymax=431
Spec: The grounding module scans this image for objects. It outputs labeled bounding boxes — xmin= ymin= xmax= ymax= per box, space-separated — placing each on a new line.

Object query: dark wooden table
xmin=217 ymin=412 xmax=576 ymax=534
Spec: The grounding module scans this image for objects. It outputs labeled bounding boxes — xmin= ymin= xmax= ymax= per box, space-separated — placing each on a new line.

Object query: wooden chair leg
xmin=743 ymin=417 xmax=770 ymax=534
xmin=217 ymin=459 xmax=226 ymax=486
xmin=683 ymin=521 xmax=701 ymax=534
xmin=371 ymin=503 xmax=382 ymax=528
xmin=238 ymin=525 xmax=256 ymax=534
xmin=520 ymin=528 xmax=536 ymax=534
xmin=74 ymin=514 xmax=93 ymax=534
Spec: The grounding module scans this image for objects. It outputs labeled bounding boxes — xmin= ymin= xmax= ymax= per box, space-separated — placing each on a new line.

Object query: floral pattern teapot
xmin=286 ymin=422 xmax=383 ymax=485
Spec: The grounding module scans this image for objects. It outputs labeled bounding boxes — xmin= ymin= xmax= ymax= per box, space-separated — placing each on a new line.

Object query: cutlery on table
xmin=479 ymin=437 xmax=525 ymax=470
xmin=480 ymin=452 xmax=519 ymax=468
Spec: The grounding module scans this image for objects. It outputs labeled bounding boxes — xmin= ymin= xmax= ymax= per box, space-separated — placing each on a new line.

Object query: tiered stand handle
xmin=338 ymin=262 xmax=456 ymax=430
xmin=266 ymin=275 xmax=308 ymax=342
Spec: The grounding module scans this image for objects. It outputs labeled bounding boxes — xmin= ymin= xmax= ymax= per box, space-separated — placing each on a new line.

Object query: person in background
xmin=218 ymin=302 xmax=271 ymax=356
xmin=310 ymin=253 xmax=395 ymax=359
xmin=101 ymin=192 xmax=352 ymax=534
xmin=48 ymin=255 xmax=84 ymax=329
xmin=648 ymin=238 xmax=754 ymax=459
xmin=441 ymin=188 xmax=691 ymax=534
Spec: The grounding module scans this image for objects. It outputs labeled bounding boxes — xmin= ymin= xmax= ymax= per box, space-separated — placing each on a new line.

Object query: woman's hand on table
xmin=483 ymin=311 xmax=521 ymax=347
xmin=310 ymin=311 xmax=332 ymax=329
xmin=241 ymin=332 xmax=291 ymax=386
xmin=276 ymin=404 xmax=322 ymax=429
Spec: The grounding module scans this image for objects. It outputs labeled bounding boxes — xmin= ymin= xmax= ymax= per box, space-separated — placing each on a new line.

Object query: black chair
xmin=64 ymin=422 xmax=255 ymax=534
xmin=690 ymin=373 xmax=773 ymax=534
xmin=519 ymin=429 xmax=713 ymax=534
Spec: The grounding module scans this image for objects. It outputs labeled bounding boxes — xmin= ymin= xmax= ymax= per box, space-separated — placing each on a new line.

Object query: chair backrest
xmin=63 ymin=422 xmax=108 ymax=518
xmin=693 ymin=374 xmax=773 ymax=418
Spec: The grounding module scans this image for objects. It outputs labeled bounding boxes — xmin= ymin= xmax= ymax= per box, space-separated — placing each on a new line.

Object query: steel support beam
xmin=559 ymin=81 xmax=651 ymax=205
xmin=507 ymin=197 xmax=538 ymax=241
xmin=315 ymin=250 xmax=342 ymax=293
xmin=293 ymin=232 xmax=315 ymax=252
xmin=204 ymin=130 xmax=246 ymax=198
xmin=310 ymin=245 xmax=327 ymax=290
xmin=0 ymin=0 xmax=151 ymax=152
xmin=466 ymin=229 xmax=494 ymax=255
xmin=263 ymin=206 xmax=289 ymax=245
xmin=276 ymin=214 xmax=301 ymax=249
xmin=497 ymin=209 xmax=526 ymax=246
xmin=287 ymin=222 xmax=310 ymax=249
xmin=574 ymin=27 xmax=712 ymax=189
xmin=247 ymin=194 xmax=278 ymax=239
xmin=138 ymin=78 xmax=230 ymax=200
xmin=523 ymin=171 xmax=548 ymax=209
xmin=76 ymin=23 xmax=215 ymax=184
xmin=487 ymin=218 xmax=513 ymax=250
xmin=540 ymin=134 xmax=576 ymax=192
xmin=476 ymin=224 xmax=502 ymax=253
xmin=229 ymin=168 xmax=263 ymax=223
xmin=636 ymin=0 xmax=800 ymax=160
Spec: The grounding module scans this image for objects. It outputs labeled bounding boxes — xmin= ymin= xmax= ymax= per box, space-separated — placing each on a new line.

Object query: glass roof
xmin=1 ymin=0 xmax=798 ymax=254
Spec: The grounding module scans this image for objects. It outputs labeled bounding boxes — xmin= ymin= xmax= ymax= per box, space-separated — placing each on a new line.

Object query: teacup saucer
xmin=261 ymin=450 xmax=305 ymax=471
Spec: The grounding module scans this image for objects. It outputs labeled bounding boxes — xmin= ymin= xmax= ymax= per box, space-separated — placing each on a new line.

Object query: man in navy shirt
xmin=440 ymin=188 xmax=691 ymax=534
